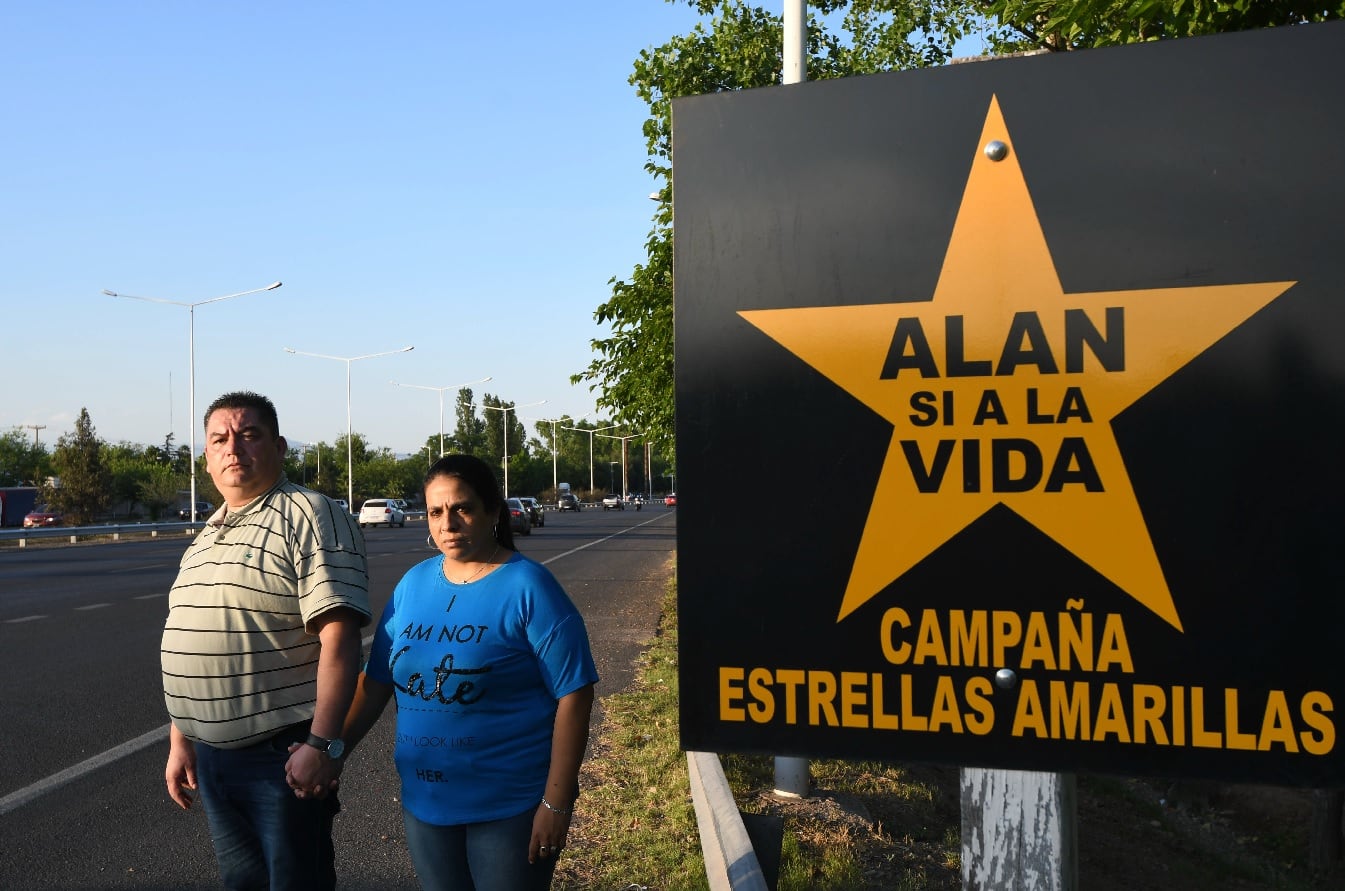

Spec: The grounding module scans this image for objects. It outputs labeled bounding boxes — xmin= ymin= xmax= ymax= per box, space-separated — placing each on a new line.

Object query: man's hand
xmin=165 ymin=725 xmax=198 ymax=810
xmin=284 ymin=741 xmax=341 ymax=799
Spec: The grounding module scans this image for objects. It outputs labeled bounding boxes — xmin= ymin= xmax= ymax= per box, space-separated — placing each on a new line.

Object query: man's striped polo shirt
xmin=161 ymin=476 xmax=371 ymax=749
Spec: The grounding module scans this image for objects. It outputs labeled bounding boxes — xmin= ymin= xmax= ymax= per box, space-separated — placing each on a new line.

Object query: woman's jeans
xmin=195 ymin=728 xmax=338 ymax=891
xmin=402 ymin=806 xmax=557 ymax=891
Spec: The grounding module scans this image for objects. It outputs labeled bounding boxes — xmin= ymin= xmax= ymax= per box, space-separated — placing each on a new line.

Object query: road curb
xmin=686 ymin=751 xmax=768 ymax=890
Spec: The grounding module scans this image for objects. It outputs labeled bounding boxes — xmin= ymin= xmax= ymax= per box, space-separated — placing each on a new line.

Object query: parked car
xmin=358 ymin=498 xmax=406 ymax=528
xmin=664 ymin=492 xmax=677 ymax=507
xmin=178 ymin=501 xmax=213 ymax=521
xmin=557 ymin=493 xmax=581 ymax=512
xmin=517 ymin=496 xmax=545 ymax=527
xmin=505 ymin=497 xmax=531 ymax=536
xmin=602 ymin=493 xmax=625 ymax=511
xmin=23 ymin=507 xmax=63 ymax=528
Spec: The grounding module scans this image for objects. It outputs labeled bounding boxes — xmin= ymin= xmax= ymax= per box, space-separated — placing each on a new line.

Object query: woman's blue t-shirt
xmin=365 ymin=551 xmax=598 ymax=825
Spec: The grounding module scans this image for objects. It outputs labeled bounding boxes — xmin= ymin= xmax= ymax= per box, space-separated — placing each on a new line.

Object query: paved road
xmin=0 ymin=505 xmax=676 ymax=889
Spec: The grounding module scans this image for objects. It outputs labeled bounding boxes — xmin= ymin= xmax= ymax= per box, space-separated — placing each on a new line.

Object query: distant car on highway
xmin=358 ymin=498 xmax=406 ymax=528
xmin=602 ymin=493 xmax=625 ymax=511
xmin=505 ymin=497 xmax=532 ymax=536
xmin=517 ymin=496 xmax=545 ymax=527
xmin=178 ymin=501 xmax=213 ymax=521
xmin=557 ymin=493 xmax=581 ymax=512
xmin=664 ymin=492 xmax=677 ymax=507
xmin=23 ymin=507 xmax=63 ymax=528
xmin=333 ymin=498 xmax=350 ymax=514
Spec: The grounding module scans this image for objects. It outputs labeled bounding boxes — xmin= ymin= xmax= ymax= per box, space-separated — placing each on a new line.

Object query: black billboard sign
xmin=674 ymin=22 xmax=1345 ymax=787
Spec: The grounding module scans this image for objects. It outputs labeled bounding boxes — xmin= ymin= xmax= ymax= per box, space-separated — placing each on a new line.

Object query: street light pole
xmin=476 ymin=400 xmax=546 ymax=496
xmin=597 ymin=431 xmax=644 ymax=499
xmin=561 ymin=424 xmax=618 ymax=495
xmin=284 ymin=345 xmax=414 ymax=511
xmin=390 ymin=376 xmax=492 ymax=457
xmin=104 ymin=281 xmax=283 ymax=518
xmin=528 ymin=418 xmax=562 ymax=497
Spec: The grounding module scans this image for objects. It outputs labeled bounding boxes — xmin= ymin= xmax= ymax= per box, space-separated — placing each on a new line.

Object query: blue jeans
xmin=402 ymin=806 xmax=557 ymax=891
xmin=195 ymin=730 xmax=339 ymax=891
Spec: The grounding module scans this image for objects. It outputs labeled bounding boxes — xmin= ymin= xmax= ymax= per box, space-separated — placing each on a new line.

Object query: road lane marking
xmin=75 ymin=603 xmax=112 ymax=611
xmin=107 ymin=562 xmax=177 ymax=574
xmin=4 ymin=615 xmax=48 ymax=624
xmin=0 ymin=724 xmax=168 ymax=817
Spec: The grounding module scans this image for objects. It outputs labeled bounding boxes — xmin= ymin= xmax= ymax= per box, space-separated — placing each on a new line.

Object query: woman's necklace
xmin=447 ymin=544 xmax=501 ymax=585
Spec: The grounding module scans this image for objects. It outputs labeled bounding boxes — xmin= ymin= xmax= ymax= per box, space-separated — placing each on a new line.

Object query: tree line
xmin=1 ymin=388 xmax=669 ymax=525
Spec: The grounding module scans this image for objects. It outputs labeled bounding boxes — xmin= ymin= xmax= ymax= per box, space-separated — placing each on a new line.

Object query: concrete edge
xmin=686 ymin=751 xmax=769 ymax=891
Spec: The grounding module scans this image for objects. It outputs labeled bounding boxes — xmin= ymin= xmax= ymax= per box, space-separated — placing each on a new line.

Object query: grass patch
xmin=554 ymin=571 xmax=960 ymax=890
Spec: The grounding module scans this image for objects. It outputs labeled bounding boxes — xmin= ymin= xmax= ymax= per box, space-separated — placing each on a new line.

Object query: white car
xmin=358 ymin=498 xmax=406 ymax=528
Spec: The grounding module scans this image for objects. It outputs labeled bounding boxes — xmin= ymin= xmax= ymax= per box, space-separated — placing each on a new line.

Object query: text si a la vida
xmin=718 ymin=603 xmax=1335 ymax=755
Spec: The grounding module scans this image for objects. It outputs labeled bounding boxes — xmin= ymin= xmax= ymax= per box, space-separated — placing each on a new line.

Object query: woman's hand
xmin=529 ymin=799 xmax=572 ymax=863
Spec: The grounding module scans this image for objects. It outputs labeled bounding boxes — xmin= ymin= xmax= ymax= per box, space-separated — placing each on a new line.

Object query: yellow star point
xmin=739 ymin=96 xmax=1294 ymax=630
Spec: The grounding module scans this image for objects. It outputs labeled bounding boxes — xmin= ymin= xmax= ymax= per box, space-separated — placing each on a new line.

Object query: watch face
xmin=326 ymin=738 xmax=345 ymax=759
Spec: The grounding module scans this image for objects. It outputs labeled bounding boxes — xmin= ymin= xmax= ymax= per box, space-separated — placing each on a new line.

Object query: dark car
xmin=178 ymin=501 xmax=214 ymax=521
xmin=517 ymin=496 xmax=545 ymax=527
xmin=557 ymin=493 xmax=581 ymax=512
xmin=505 ymin=498 xmax=532 ymax=536
xmin=601 ymin=493 xmax=625 ymax=511
xmin=23 ymin=507 xmax=63 ymax=528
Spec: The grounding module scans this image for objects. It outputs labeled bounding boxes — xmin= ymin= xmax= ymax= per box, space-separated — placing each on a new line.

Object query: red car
xmin=664 ymin=492 xmax=677 ymax=507
xmin=23 ymin=508 xmax=63 ymax=528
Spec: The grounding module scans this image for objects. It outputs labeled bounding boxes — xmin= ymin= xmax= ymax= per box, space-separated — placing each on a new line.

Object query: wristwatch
xmin=304 ymin=732 xmax=346 ymax=760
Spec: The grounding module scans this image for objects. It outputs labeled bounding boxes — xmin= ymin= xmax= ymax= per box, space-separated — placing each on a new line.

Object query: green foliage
xmin=137 ymin=463 xmax=182 ymax=519
xmin=0 ymin=427 xmax=50 ymax=486
xmin=48 ymin=408 xmax=111 ymax=525
xmin=104 ymin=441 xmax=176 ymax=518
xmin=981 ymin=0 xmax=1343 ymax=49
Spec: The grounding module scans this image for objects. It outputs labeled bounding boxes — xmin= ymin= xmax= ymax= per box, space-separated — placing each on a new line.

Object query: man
xmin=162 ymin=391 xmax=370 ymax=890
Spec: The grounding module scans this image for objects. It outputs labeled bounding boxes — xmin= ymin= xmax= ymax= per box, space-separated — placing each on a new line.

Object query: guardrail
xmin=0 ymin=520 xmax=207 ymax=547
xmin=1 ymin=511 xmax=434 ymax=548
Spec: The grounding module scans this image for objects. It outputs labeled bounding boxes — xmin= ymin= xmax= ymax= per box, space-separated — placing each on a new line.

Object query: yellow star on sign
xmin=739 ymin=96 xmax=1294 ymax=630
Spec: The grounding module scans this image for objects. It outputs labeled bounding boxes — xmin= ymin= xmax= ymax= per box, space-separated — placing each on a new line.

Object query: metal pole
xmin=345 ymin=359 xmax=354 ymax=513
xmin=188 ymin=306 xmax=196 ymax=518
xmin=104 ymin=281 xmax=282 ymax=517
xmin=775 ymin=0 xmax=810 ymax=800
xmin=783 ymin=0 xmax=806 ymax=85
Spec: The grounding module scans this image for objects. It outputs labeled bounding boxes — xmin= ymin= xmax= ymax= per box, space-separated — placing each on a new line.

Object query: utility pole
xmin=24 ymin=425 xmax=46 ymax=446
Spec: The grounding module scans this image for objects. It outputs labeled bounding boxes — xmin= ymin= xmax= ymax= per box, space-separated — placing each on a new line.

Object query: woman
xmin=338 ymin=455 xmax=598 ymax=890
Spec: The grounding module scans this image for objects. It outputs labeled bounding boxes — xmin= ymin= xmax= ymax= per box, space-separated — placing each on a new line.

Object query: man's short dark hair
xmin=204 ymin=391 xmax=280 ymax=439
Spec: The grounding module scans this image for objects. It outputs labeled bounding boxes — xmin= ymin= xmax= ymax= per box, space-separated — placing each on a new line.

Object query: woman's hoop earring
xmin=425 ymin=534 xmax=435 ymax=549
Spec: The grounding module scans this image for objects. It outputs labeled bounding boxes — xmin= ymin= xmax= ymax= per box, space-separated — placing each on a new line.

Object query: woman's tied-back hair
xmin=425 ymin=454 xmax=514 ymax=548
xmin=203 ymin=391 xmax=281 ymax=439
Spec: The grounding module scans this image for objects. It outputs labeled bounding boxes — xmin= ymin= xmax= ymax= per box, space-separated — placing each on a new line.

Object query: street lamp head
xmin=100 ymin=289 xmax=118 ymax=297
xmin=264 ymin=281 xmax=283 ymax=291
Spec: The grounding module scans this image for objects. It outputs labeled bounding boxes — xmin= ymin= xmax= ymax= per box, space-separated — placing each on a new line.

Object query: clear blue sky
xmin=3 ymin=1 xmax=708 ymax=456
